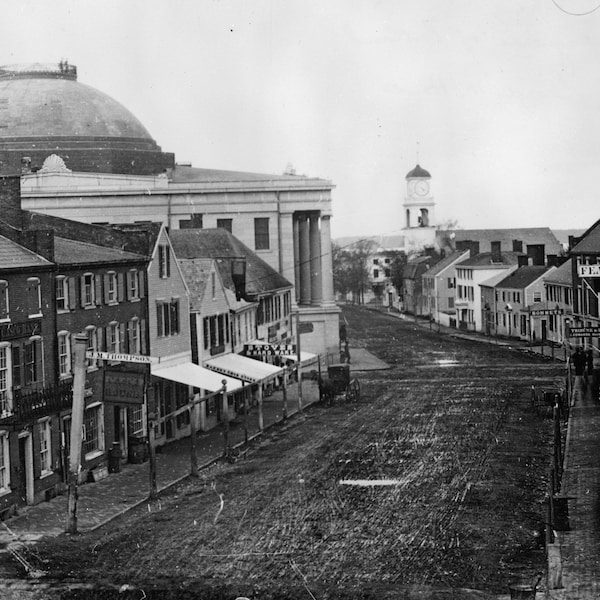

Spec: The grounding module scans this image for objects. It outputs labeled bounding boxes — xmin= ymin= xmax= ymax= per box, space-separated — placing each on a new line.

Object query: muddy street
xmin=16 ymin=306 xmax=563 ymax=599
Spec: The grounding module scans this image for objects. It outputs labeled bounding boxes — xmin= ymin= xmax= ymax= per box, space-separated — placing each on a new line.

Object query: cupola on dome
xmin=405 ymin=164 xmax=431 ymax=179
xmin=0 ymin=62 xmax=174 ymax=175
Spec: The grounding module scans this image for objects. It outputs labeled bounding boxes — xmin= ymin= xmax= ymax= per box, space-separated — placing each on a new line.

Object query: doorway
xmin=18 ymin=431 xmax=34 ymax=505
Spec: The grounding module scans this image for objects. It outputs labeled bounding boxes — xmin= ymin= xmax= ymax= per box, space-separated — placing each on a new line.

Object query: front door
xmin=18 ymin=432 xmax=34 ymax=505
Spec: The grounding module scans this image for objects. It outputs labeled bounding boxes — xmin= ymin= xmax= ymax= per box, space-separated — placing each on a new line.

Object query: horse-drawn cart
xmin=318 ymin=363 xmax=360 ymax=404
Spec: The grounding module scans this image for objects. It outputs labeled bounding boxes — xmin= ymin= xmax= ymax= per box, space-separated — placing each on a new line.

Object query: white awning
xmin=288 ymin=351 xmax=318 ymax=366
xmin=206 ymin=353 xmax=284 ymax=383
xmin=151 ymin=362 xmax=244 ymax=393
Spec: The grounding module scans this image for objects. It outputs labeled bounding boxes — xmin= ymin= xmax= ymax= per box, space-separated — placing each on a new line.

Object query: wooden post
xmin=243 ymin=382 xmax=249 ymax=445
xmin=65 ymin=333 xmax=89 ymax=534
xmin=296 ymin=311 xmax=303 ymax=411
xmin=258 ymin=383 xmax=264 ymax=431
xmin=282 ymin=367 xmax=288 ymax=423
xmin=146 ymin=381 xmax=157 ymax=500
xmin=189 ymin=399 xmax=199 ymax=478
xmin=221 ymin=381 xmax=229 ymax=456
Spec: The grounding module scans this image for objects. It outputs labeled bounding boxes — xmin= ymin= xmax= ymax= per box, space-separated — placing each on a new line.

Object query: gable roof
xmin=177 ymin=258 xmax=215 ymax=312
xmin=423 ymin=250 xmax=469 ymax=278
xmin=569 ymin=219 xmax=600 ymax=255
xmin=544 ymin=258 xmax=572 ymax=285
xmin=53 ymin=237 xmax=147 ymax=266
xmin=495 ymin=265 xmax=553 ymax=289
xmin=460 ymin=251 xmax=522 ymax=268
xmin=170 ymin=228 xmax=292 ymax=296
xmin=0 ymin=234 xmax=52 ymax=269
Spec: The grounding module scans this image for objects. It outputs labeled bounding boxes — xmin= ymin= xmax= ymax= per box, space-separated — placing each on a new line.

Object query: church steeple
xmin=402 ymin=163 xmax=436 ymax=251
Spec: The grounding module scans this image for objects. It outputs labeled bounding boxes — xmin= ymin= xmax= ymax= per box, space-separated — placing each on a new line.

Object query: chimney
xmin=456 ymin=240 xmax=480 ymax=257
xmin=0 ymin=175 xmax=23 ymax=229
xmin=21 ymin=229 xmax=54 ymax=262
xmin=517 ymin=255 xmax=529 ymax=267
xmin=512 ymin=239 xmax=523 ymax=253
xmin=547 ymin=254 xmax=560 ymax=267
xmin=491 ymin=241 xmax=502 ymax=263
xmin=231 ymin=258 xmax=247 ymax=300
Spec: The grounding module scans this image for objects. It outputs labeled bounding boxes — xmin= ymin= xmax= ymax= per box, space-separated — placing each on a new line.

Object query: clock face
xmin=415 ymin=180 xmax=430 ymax=196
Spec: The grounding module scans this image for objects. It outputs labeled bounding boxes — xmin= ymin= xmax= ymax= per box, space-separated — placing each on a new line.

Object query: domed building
xmin=403 ymin=163 xmax=437 ymax=252
xmin=0 ymin=62 xmax=174 ymax=175
xmin=9 ymin=62 xmax=338 ymax=357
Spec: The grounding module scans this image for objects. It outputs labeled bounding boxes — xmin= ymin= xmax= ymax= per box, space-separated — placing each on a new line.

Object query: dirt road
xmin=24 ymin=306 xmax=562 ymax=599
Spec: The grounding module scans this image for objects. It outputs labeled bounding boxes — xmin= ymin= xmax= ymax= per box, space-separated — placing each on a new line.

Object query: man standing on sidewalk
xmin=572 ymin=347 xmax=587 ymax=391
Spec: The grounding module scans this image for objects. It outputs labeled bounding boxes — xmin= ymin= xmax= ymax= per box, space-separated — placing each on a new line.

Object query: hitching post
xmin=65 ymin=333 xmax=89 ymax=534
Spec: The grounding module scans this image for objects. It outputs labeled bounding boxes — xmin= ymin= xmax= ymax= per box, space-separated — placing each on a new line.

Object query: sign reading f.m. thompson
xmin=103 ymin=371 xmax=146 ymax=405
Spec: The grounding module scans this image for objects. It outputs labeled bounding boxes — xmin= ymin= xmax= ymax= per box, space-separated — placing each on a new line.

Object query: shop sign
xmin=567 ymin=326 xmax=600 ymax=338
xmin=0 ymin=319 xmax=41 ymax=341
xmin=245 ymin=343 xmax=296 ymax=356
xmin=578 ymin=265 xmax=600 ymax=277
xmin=104 ymin=371 xmax=146 ymax=405
xmin=86 ymin=351 xmax=157 ymax=364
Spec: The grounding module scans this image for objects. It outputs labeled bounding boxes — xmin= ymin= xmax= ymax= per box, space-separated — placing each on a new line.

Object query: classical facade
xmin=0 ymin=62 xmax=339 ymax=356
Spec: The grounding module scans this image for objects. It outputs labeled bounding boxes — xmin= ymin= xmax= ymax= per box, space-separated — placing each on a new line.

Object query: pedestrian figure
xmin=571 ymin=347 xmax=587 ymax=392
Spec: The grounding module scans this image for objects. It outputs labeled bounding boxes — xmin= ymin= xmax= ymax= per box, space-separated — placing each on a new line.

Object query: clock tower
xmin=403 ymin=164 xmax=436 ymax=251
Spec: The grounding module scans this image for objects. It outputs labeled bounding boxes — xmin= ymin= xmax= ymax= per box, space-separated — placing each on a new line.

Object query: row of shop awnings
xmin=150 ymin=351 xmax=317 ymax=393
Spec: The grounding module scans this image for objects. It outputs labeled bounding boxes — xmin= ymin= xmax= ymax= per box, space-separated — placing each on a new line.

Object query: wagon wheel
xmin=346 ymin=378 xmax=360 ymax=403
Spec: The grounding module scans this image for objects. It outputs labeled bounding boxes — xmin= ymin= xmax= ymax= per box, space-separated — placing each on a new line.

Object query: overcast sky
xmin=1 ymin=0 xmax=599 ymax=239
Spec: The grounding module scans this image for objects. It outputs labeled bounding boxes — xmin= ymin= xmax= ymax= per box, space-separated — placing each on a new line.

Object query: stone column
xmin=320 ymin=215 xmax=335 ymax=305
xmin=293 ymin=216 xmax=301 ymax=305
xmin=309 ymin=214 xmax=322 ymax=306
xmin=298 ymin=214 xmax=311 ymax=305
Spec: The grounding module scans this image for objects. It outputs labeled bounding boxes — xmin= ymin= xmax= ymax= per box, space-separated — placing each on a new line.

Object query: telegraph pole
xmin=65 ymin=334 xmax=89 ymax=534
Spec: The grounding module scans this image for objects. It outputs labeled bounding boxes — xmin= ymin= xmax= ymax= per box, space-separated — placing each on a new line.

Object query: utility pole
xmin=146 ymin=381 xmax=157 ymax=499
xmin=65 ymin=333 xmax=89 ymax=534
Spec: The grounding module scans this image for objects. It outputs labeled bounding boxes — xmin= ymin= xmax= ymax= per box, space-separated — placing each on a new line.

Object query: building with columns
xmin=0 ymin=62 xmax=340 ymax=356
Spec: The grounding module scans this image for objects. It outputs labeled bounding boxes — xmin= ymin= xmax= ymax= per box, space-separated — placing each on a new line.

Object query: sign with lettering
xmin=245 ymin=343 xmax=296 ymax=357
xmin=86 ymin=351 xmax=157 ymax=364
xmin=530 ymin=308 xmax=564 ymax=316
xmin=567 ymin=326 xmax=600 ymax=338
xmin=0 ymin=319 xmax=41 ymax=341
xmin=298 ymin=322 xmax=314 ymax=334
xmin=103 ymin=371 xmax=146 ymax=405
xmin=578 ymin=265 xmax=600 ymax=278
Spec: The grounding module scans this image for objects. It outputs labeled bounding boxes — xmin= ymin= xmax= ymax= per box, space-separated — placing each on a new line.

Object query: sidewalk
xmin=548 ymin=378 xmax=600 ymax=599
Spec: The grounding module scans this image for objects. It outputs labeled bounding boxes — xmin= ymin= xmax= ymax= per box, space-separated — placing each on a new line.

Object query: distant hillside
xmin=335 ymin=229 xmax=587 ymax=251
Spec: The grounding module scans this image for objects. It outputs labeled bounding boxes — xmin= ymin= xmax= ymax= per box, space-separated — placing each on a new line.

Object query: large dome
xmin=0 ymin=63 xmax=174 ymax=175
xmin=405 ymin=164 xmax=431 ymax=179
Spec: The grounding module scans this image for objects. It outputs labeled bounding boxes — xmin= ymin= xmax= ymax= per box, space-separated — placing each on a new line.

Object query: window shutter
xmin=95 ymin=275 xmax=102 ymax=306
xmin=138 ymin=271 xmax=146 ymax=298
xmin=158 ymin=246 xmax=165 ymax=278
xmin=156 ymin=303 xmax=163 ymax=337
xmin=34 ymin=339 xmax=41 ymax=383
xmin=119 ymin=323 xmax=126 ymax=353
xmin=0 ymin=282 xmax=7 ymax=319
xmin=103 ymin=274 xmax=110 ymax=304
xmin=80 ymin=275 xmax=86 ymax=307
xmin=166 ymin=246 xmax=171 ymax=277
xmin=97 ymin=327 xmax=104 ymax=353
xmin=140 ymin=319 xmax=147 ymax=354
xmin=12 ymin=345 xmax=20 ymax=388
xmin=117 ymin=273 xmax=125 ymax=302
xmin=68 ymin=277 xmax=77 ymax=310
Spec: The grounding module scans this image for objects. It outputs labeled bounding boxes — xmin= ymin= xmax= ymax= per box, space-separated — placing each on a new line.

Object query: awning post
xmin=258 ymin=384 xmax=264 ymax=432
xmin=221 ymin=381 xmax=230 ymax=456
xmin=189 ymin=394 xmax=199 ymax=477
